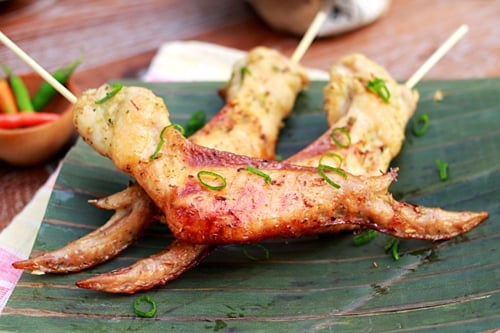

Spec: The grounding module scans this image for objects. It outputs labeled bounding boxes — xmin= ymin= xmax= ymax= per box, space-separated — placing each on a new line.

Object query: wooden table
xmin=0 ymin=0 xmax=498 ymax=231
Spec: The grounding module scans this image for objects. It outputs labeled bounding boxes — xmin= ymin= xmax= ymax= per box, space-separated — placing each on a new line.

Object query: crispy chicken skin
xmin=12 ymin=183 xmax=156 ymax=273
xmin=14 ymin=48 xmax=308 ymax=279
xmin=72 ymin=84 xmax=487 ymax=245
xmin=78 ymin=52 xmax=420 ymax=294
xmin=195 ymin=46 xmax=308 ymax=159
xmin=290 ymin=53 xmax=418 ymax=173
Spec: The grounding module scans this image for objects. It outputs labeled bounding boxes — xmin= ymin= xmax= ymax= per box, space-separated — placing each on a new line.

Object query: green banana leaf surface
xmin=2 ymin=79 xmax=499 ymax=332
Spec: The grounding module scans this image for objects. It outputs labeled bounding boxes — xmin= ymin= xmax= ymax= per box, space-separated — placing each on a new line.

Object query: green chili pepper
xmin=1 ymin=64 xmax=34 ymax=112
xmin=32 ymin=56 xmax=82 ymax=111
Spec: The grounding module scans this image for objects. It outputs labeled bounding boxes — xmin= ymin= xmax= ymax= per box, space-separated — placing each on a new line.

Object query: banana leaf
xmin=1 ymin=79 xmax=499 ymax=332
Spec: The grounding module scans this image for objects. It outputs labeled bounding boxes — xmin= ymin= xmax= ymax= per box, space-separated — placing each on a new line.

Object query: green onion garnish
xmin=240 ymin=66 xmax=252 ymax=80
xmin=245 ymin=166 xmax=272 ymax=184
xmin=330 ymin=127 xmax=351 ymax=148
xmin=384 ymin=237 xmax=400 ymax=261
xmin=133 ymin=295 xmax=157 ymax=318
xmin=367 ymin=77 xmax=391 ymax=103
xmin=319 ymin=152 xmax=343 ymax=168
xmin=184 ymin=110 xmax=206 ymax=137
xmin=150 ymin=124 xmax=185 ymax=161
xmin=353 ymin=230 xmax=379 ymax=246
xmin=197 ymin=170 xmax=227 ymax=190
xmin=241 ymin=243 xmax=270 ymax=261
xmin=435 ymin=159 xmax=449 ymax=181
xmin=95 ymin=83 xmax=123 ymax=104
xmin=412 ymin=113 xmax=430 ymax=136
xmin=318 ymin=164 xmax=347 ymax=189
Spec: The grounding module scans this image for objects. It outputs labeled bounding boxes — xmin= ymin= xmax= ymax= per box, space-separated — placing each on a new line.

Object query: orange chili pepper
xmin=0 ymin=78 xmax=18 ymax=114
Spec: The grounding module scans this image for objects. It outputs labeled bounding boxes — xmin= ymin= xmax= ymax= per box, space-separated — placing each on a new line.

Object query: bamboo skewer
xmin=291 ymin=7 xmax=329 ymax=63
xmin=1 ymin=24 xmax=468 ymax=106
xmin=0 ymin=31 xmax=78 ymax=104
xmin=405 ymin=24 xmax=469 ymax=88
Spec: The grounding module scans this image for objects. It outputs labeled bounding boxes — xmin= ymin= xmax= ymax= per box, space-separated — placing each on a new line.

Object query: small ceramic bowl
xmin=0 ymin=72 xmax=80 ymax=166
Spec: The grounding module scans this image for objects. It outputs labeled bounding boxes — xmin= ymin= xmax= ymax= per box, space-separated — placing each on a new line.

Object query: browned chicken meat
xmin=13 ymin=47 xmax=308 ymax=276
xmin=75 ymin=53 xmax=422 ymax=294
xmin=71 ymin=84 xmax=487 ymax=245
xmin=14 ymin=53 xmax=489 ymax=294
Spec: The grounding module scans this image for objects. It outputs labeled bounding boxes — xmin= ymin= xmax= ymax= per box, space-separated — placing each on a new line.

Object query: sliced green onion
xmin=150 ymin=124 xmax=185 ymax=161
xmin=95 ymin=83 xmax=123 ymax=104
xmin=318 ymin=164 xmax=347 ymax=189
xmin=319 ymin=152 xmax=343 ymax=168
xmin=240 ymin=66 xmax=252 ymax=80
xmin=197 ymin=170 xmax=227 ymax=190
xmin=133 ymin=295 xmax=157 ymax=318
xmin=412 ymin=113 xmax=430 ymax=136
xmin=353 ymin=230 xmax=379 ymax=246
xmin=435 ymin=159 xmax=449 ymax=181
xmin=367 ymin=77 xmax=391 ymax=103
xmin=245 ymin=166 xmax=272 ymax=184
xmin=184 ymin=110 xmax=206 ymax=137
xmin=384 ymin=237 xmax=400 ymax=261
xmin=330 ymin=127 xmax=351 ymax=148
xmin=241 ymin=243 xmax=270 ymax=261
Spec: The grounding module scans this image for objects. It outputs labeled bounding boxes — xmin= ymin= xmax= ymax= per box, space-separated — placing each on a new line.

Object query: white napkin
xmin=143 ymin=41 xmax=328 ymax=81
xmin=0 ymin=41 xmax=328 ymax=313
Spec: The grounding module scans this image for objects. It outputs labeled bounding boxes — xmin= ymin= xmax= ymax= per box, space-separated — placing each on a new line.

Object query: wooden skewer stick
xmin=291 ymin=7 xmax=329 ymax=63
xmin=405 ymin=24 xmax=469 ymax=88
xmin=0 ymin=31 xmax=78 ymax=104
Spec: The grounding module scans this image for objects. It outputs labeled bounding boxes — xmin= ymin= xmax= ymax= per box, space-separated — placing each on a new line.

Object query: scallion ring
xmin=197 ymin=170 xmax=227 ymax=190
xmin=435 ymin=159 xmax=449 ymax=181
xmin=318 ymin=164 xmax=347 ymax=189
xmin=318 ymin=152 xmax=343 ymax=169
xmin=367 ymin=77 xmax=391 ymax=103
xmin=133 ymin=295 xmax=157 ymax=318
xmin=412 ymin=113 xmax=430 ymax=136
xmin=245 ymin=166 xmax=271 ymax=184
xmin=241 ymin=243 xmax=270 ymax=261
xmin=330 ymin=127 xmax=351 ymax=148
xmin=384 ymin=237 xmax=400 ymax=261
xmin=150 ymin=123 xmax=185 ymax=161
xmin=353 ymin=229 xmax=379 ymax=246
xmin=240 ymin=66 xmax=252 ymax=80
xmin=95 ymin=83 xmax=123 ymax=104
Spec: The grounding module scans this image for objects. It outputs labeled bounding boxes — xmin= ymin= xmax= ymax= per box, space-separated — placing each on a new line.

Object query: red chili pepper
xmin=0 ymin=112 xmax=60 ymax=129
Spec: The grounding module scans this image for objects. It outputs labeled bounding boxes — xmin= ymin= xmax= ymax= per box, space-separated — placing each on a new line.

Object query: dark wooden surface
xmin=0 ymin=0 xmax=499 ymax=230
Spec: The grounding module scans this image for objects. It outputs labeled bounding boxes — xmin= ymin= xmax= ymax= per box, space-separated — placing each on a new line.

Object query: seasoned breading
xmin=290 ymin=53 xmax=419 ymax=173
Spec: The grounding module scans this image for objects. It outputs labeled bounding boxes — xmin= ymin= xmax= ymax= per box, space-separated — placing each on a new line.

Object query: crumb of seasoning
xmin=432 ymin=89 xmax=447 ymax=102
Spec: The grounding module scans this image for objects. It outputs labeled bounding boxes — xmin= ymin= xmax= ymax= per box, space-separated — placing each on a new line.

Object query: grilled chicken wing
xmin=12 ymin=183 xmax=156 ymax=273
xmin=14 ymin=47 xmax=308 ymax=278
xmin=77 ymin=53 xmax=417 ymax=293
xmin=289 ymin=53 xmax=418 ymax=174
xmin=72 ymin=84 xmax=487 ymax=245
